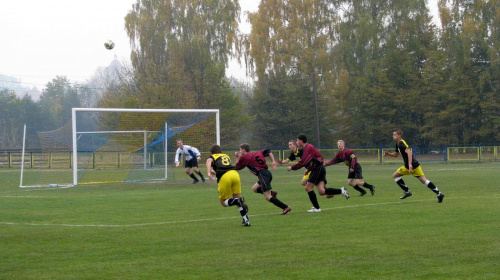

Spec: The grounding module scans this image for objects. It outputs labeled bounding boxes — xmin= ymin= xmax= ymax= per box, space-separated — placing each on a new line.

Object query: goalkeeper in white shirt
xmin=175 ymin=139 xmax=206 ymax=184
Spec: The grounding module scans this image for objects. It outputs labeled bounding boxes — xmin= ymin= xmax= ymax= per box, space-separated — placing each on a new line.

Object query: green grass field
xmin=1 ymin=162 xmax=499 ymax=279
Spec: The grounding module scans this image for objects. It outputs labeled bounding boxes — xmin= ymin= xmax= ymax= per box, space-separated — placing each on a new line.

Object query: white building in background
xmin=103 ymin=55 xmax=122 ymax=83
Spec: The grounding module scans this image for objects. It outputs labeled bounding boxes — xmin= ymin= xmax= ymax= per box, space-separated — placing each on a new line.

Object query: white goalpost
xmin=19 ymin=108 xmax=219 ymax=187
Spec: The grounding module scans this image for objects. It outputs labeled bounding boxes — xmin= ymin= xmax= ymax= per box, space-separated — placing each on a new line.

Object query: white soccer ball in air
xmin=104 ymin=40 xmax=115 ymax=50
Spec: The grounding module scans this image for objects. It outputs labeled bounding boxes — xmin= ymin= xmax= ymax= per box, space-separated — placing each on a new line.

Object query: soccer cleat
xmin=242 ymin=220 xmax=251 ymax=226
xmin=437 ymin=193 xmax=445 ymax=203
xmin=326 ymin=195 xmax=335 ymax=199
xmin=400 ymin=191 xmax=412 ymax=199
xmin=192 ymin=180 xmax=199 ymax=184
xmin=370 ymin=186 xmax=375 ymax=196
xmin=359 ymin=191 xmax=367 ymax=196
xmin=271 ymin=190 xmax=278 ymax=198
xmin=201 ymin=177 xmax=205 ymax=183
xmin=281 ymin=206 xmax=291 ymax=215
xmin=238 ymin=196 xmax=249 ymax=214
xmin=306 ymin=207 xmax=322 ymax=213
xmin=341 ymin=187 xmax=350 ymax=200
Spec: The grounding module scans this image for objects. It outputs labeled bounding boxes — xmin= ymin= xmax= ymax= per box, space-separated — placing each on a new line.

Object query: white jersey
xmin=175 ymin=145 xmax=201 ymax=163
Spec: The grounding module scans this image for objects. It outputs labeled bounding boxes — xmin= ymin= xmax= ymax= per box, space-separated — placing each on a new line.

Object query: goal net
xmin=20 ymin=108 xmax=219 ymax=187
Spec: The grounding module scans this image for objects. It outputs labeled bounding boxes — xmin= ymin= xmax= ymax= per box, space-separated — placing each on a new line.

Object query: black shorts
xmin=308 ymin=164 xmax=327 ymax=185
xmin=256 ymin=169 xmax=273 ymax=192
xmin=347 ymin=163 xmax=363 ymax=179
xmin=184 ymin=157 xmax=199 ymax=168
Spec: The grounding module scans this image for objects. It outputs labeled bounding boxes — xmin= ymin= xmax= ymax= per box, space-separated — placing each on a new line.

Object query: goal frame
xmin=72 ymin=108 xmax=220 ymax=186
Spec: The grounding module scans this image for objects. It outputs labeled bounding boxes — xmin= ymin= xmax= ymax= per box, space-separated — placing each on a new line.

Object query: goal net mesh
xmin=20 ymin=109 xmax=218 ymax=187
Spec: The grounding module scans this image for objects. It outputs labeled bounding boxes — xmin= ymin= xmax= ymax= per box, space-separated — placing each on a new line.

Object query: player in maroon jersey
xmin=287 ymin=134 xmax=349 ymax=212
xmin=324 ymin=140 xmax=375 ymax=196
xmin=235 ymin=143 xmax=292 ymax=215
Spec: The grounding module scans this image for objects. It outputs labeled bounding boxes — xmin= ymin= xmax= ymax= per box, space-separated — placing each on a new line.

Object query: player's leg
xmin=393 ymin=167 xmax=412 ymax=199
xmin=314 ymin=165 xmax=348 ymax=200
xmin=184 ymin=159 xmax=199 ymax=183
xmin=347 ymin=168 xmax=365 ymax=196
xmin=218 ymin=174 xmax=240 ymax=207
xmin=323 ymin=182 xmax=349 ymax=200
xmin=355 ymin=164 xmax=375 ymax=195
xmin=251 ymin=182 xmax=262 ymax=193
xmin=302 ymin=168 xmax=321 ymax=210
xmin=415 ymin=168 xmax=444 ymax=203
xmin=258 ymin=171 xmax=290 ymax=213
xmin=225 ymin=170 xmax=250 ymax=225
xmin=185 ymin=159 xmax=200 ymax=183
xmin=349 ymin=175 xmax=367 ymax=196
xmin=304 ymin=167 xmax=321 ymax=212
xmin=305 ymin=181 xmax=321 ymax=212
xmin=192 ymin=164 xmax=205 ymax=183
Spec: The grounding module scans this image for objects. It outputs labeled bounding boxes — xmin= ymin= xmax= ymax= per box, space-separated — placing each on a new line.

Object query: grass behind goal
xmin=1 ymin=162 xmax=499 ymax=279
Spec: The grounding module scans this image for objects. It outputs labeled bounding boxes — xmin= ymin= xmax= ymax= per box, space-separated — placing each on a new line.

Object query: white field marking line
xmin=0 ymin=185 xmax=217 ymax=197
xmin=432 ymin=168 xmax=475 ymax=171
xmin=1 ymin=195 xmax=498 ymax=228
xmin=0 ymin=196 xmax=60 ymax=198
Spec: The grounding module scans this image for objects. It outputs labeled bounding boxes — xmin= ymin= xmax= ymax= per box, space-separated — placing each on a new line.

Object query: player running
xmin=383 ymin=129 xmax=445 ymax=203
xmin=324 ymin=140 xmax=375 ymax=197
xmin=175 ymin=139 xmax=206 ymax=184
xmin=235 ymin=144 xmax=292 ymax=215
xmin=206 ymin=145 xmax=250 ymax=226
xmin=287 ymin=134 xmax=349 ymax=212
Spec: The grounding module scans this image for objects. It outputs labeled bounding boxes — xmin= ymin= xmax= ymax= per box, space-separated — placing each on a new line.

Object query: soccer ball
xmin=104 ymin=40 xmax=115 ymax=50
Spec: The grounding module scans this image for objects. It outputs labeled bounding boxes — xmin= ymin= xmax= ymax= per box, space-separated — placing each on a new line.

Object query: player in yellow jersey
xmin=384 ymin=129 xmax=445 ymax=203
xmin=278 ymin=140 xmax=309 ymax=187
xmin=206 ymin=144 xmax=250 ymax=226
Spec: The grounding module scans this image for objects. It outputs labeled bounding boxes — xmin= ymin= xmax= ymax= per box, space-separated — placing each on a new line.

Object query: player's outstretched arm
xmin=383 ymin=150 xmax=398 ymax=157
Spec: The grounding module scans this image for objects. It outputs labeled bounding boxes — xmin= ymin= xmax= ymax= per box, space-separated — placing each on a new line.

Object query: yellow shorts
xmin=397 ymin=165 xmax=424 ymax=177
xmin=218 ymin=170 xmax=242 ymax=200
xmin=303 ymin=171 xmax=311 ymax=180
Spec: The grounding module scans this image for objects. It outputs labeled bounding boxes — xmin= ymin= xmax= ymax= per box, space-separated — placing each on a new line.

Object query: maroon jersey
xmin=290 ymin=143 xmax=323 ymax=171
xmin=324 ymin=148 xmax=358 ymax=170
xmin=235 ymin=149 xmax=271 ymax=175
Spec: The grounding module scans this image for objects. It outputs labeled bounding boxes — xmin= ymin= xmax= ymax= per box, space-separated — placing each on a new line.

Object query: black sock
xmin=396 ymin=178 xmax=409 ymax=192
xmin=240 ymin=211 xmax=249 ymax=222
xmin=226 ymin=198 xmax=239 ymax=206
xmin=353 ymin=185 xmax=366 ymax=194
xmin=189 ymin=173 xmax=198 ymax=181
xmin=362 ymin=182 xmax=374 ymax=190
xmin=427 ymin=181 xmax=440 ymax=194
xmin=325 ymin=188 xmax=342 ymax=195
xmin=270 ymin=197 xmax=288 ymax=209
xmin=308 ymin=191 xmax=320 ymax=209
xmin=196 ymin=171 xmax=205 ymax=180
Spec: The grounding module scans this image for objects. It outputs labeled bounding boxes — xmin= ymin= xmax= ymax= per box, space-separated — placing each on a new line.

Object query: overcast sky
xmin=0 ymin=1 xmax=437 ymax=91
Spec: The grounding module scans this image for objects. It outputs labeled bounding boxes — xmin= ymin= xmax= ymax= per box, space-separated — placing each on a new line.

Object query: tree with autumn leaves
xmin=244 ymin=0 xmax=498 ymax=147
xmin=97 ymin=0 xmax=498 ymax=148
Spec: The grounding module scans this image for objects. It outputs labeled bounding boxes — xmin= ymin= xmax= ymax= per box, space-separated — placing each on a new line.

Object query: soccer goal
xmin=19 ymin=108 xmax=219 ymax=187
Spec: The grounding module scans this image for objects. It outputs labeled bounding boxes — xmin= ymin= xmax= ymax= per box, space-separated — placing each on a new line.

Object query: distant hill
xmin=0 ymin=74 xmax=41 ymax=100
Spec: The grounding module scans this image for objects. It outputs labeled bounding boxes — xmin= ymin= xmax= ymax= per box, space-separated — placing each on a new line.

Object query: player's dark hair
xmin=240 ymin=143 xmax=251 ymax=152
xmin=393 ymin=129 xmax=403 ymax=136
xmin=297 ymin=134 xmax=308 ymax=143
xmin=210 ymin=145 xmax=222 ymax=154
